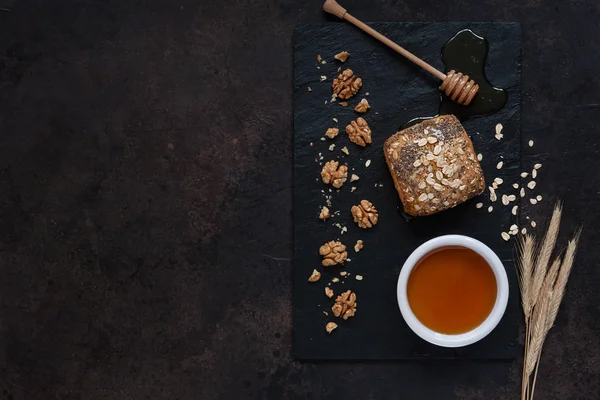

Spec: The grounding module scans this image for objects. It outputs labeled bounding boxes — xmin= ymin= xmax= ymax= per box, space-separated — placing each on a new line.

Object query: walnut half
xmin=319 ymin=240 xmax=347 ymax=266
xmin=325 ymin=322 xmax=338 ymax=334
xmin=321 ymin=160 xmax=348 ymax=188
xmin=354 ymin=99 xmax=370 ymax=113
xmin=332 ymin=290 xmax=357 ymax=320
xmin=334 ymin=51 xmax=350 ymax=62
xmin=351 ymin=200 xmax=379 ymax=229
xmin=332 ymin=69 xmax=362 ymax=100
xmin=346 ymin=117 xmax=372 ymax=147
xmin=308 ymin=269 xmax=321 ymax=282
xmin=319 ymin=206 xmax=330 ymax=220
xmin=325 ymin=127 xmax=339 ymax=139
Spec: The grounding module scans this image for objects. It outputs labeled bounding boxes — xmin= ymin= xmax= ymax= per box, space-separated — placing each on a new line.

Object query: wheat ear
xmin=528 ymin=202 xmax=562 ymax=314
xmin=546 ymin=228 xmax=581 ymax=330
xmin=517 ymin=235 xmax=536 ymax=319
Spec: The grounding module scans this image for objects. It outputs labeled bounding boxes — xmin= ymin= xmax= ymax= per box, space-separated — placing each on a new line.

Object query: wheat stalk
xmin=525 ymin=287 xmax=551 ymax=377
xmin=528 ymin=202 xmax=562 ymax=315
xmin=518 ymin=201 xmax=581 ymax=400
xmin=546 ymin=228 xmax=581 ymax=330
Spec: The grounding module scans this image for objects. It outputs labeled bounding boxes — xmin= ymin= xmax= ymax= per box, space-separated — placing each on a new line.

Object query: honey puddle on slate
xmin=407 ymin=247 xmax=497 ymax=334
xmin=406 ymin=29 xmax=508 ymax=127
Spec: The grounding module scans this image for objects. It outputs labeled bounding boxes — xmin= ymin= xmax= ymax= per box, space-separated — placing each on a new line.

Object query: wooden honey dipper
xmin=323 ymin=0 xmax=479 ymax=106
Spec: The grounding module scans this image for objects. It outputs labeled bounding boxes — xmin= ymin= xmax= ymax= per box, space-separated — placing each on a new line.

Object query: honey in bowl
xmin=407 ymin=247 xmax=497 ymax=335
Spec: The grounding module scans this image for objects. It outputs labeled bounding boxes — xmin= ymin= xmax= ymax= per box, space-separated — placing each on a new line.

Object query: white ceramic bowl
xmin=397 ymin=235 xmax=509 ymax=348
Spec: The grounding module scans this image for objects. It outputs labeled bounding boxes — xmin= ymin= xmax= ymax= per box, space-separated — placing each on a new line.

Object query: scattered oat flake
xmin=365 ymin=159 xmax=371 ymax=168
xmin=521 ymin=228 xmax=527 ymax=235
xmin=320 ymin=75 xmax=327 ymax=82
xmin=350 ymin=174 xmax=360 ymax=182
xmin=531 ymin=221 xmax=537 ymax=228
xmin=350 ymin=186 xmax=356 ymax=192
xmin=521 ymin=172 xmax=529 ymax=178
xmin=529 ymin=140 xmax=534 ymax=147
xmin=488 ymin=206 xmax=494 ymax=213
xmin=332 ymin=117 xmax=338 ymax=123
xmin=494 ymin=178 xmax=504 ymax=185
xmin=495 ymin=133 xmax=503 ymax=141
xmin=477 ymin=153 xmax=483 ymax=161
xmin=340 ymin=271 xmax=347 ymax=277
xmin=520 ymin=188 xmax=525 ymax=197
xmin=512 ymin=205 xmax=518 ymax=215
xmin=501 ymin=232 xmax=510 ymax=241
xmin=332 ymin=277 xmax=340 ymax=283
xmin=495 ymin=123 xmax=503 ymax=134
xmin=537 ymin=195 xmax=542 ymax=201
xmin=328 ymin=144 xmax=335 ymax=151
xmin=530 ymin=198 xmax=538 ymax=205
xmin=320 ymin=137 xmax=326 ymax=141
xmin=341 ymin=146 xmax=350 ymax=155
xmin=476 ymin=202 xmax=483 ymax=209
xmin=496 ymin=161 xmax=504 ymax=169
xmin=323 ymin=311 xmax=329 ymax=316
xmin=534 ymin=163 xmax=542 ymax=169
xmin=488 ymin=187 xmax=497 ymax=202
xmin=512 ymin=183 xmax=519 ymax=189
xmin=309 ymin=142 xmax=313 ymax=147
xmin=502 ymin=195 xmax=509 ymax=205
xmin=527 ymin=181 xmax=536 ymax=189
xmin=355 ymin=275 xmax=363 ymax=281
xmin=532 ymin=169 xmax=537 ymax=179
xmin=308 ymin=87 xmax=312 ymax=92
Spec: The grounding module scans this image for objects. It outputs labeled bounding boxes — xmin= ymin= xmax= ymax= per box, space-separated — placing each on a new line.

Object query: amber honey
xmin=407 ymin=247 xmax=497 ymax=334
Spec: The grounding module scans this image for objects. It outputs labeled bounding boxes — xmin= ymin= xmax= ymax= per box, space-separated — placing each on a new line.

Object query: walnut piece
xmin=325 ymin=322 xmax=338 ymax=334
xmin=319 ymin=240 xmax=348 ymax=266
xmin=325 ymin=287 xmax=334 ymax=298
xmin=332 ymin=290 xmax=357 ymax=320
xmin=334 ymin=51 xmax=350 ymax=62
xmin=354 ymin=240 xmax=364 ymax=252
xmin=321 ymin=161 xmax=348 ymax=188
xmin=351 ymin=200 xmax=379 ymax=229
xmin=339 ymin=101 xmax=348 ymax=107
xmin=308 ymin=269 xmax=321 ymax=282
xmin=332 ymin=69 xmax=362 ymax=100
xmin=346 ymin=117 xmax=372 ymax=147
xmin=319 ymin=206 xmax=331 ymax=220
xmin=325 ymin=127 xmax=339 ymax=139
xmin=354 ymin=99 xmax=370 ymax=113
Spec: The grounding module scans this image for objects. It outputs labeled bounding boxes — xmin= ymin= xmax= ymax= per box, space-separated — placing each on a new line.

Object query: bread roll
xmin=383 ymin=115 xmax=485 ymax=216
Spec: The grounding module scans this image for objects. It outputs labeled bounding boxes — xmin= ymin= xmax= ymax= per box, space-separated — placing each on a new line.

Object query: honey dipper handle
xmin=323 ymin=0 xmax=447 ymax=81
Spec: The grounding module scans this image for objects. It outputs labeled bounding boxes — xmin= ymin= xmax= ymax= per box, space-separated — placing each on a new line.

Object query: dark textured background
xmin=0 ymin=0 xmax=598 ymax=399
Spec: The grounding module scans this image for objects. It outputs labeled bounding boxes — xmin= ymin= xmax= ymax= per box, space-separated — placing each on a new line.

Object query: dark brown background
xmin=0 ymin=0 xmax=599 ymax=399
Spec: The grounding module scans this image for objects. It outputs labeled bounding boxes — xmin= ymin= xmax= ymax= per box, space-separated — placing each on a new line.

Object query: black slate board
xmin=293 ymin=23 xmax=521 ymax=360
